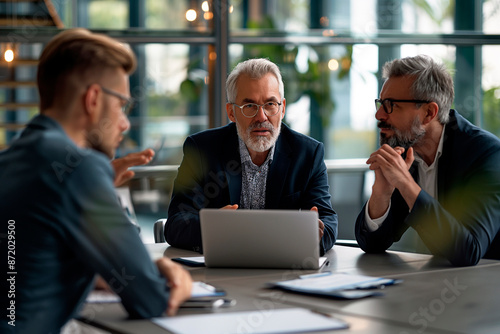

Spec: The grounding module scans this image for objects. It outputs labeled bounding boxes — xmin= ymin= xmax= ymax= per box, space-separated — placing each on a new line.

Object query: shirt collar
xmin=414 ymin=124 xmax=446 ymax=168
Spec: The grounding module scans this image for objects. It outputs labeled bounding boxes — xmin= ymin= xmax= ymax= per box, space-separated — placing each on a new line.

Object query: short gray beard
xmin=380 ymin=116 xmax=426 ymax=149
xmin=235 ymin=120 xmax=281 ymax=153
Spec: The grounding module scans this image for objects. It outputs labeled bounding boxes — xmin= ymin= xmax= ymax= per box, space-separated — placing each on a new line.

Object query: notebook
xmin=199 ymin=209 xmax=321 ymax=269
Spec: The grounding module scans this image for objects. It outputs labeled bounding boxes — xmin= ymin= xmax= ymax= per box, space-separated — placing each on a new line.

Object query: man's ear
xmin=423 ymin=101 xmax=439 ymax=125
xmin=280 ymin=99 xmax=286 ymax=120
xmin=226 ymin=103 xmax=236 ymax=122
xmin=84 ymin=84 xmax=102 ymax=124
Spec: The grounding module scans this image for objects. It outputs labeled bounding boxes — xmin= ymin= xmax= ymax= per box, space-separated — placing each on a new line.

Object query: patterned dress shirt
xmin=238 ymin=137 xmax=275 ymax=209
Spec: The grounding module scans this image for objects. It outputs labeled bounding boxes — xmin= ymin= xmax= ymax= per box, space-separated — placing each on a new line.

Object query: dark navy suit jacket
xmin=0 ymin=115 xmax=168 ymax=334
xmin=165 ymin=122 xmax=338 ymax=255
xmin=355 ymin=110 xmax=500 ymax=266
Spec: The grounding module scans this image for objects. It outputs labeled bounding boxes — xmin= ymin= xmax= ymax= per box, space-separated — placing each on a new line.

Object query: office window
xmin=484 ymin=0 xmax=500 ymax=34
xmin=230 ymin=0 xmax=310 ymax=30
xmin=2 ymin=0 xmax=500 ymax=243
xmin=122 ymin=43 xmax=209 ymax=165
xmin=482 ymin=45 xmax=500 ymax=137
xmin=145 ymin=0 xmax=212 ymax=31
xmin=88 ymin=0 xmax=129 ymax=29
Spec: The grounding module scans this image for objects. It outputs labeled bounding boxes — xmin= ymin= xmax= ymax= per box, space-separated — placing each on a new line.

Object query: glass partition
xmin=1 ymin=0 xmax=500 ymax=243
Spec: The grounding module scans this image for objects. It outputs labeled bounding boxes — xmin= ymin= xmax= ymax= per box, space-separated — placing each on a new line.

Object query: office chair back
xmin=154 ymin=219 xmax=167 ymax=243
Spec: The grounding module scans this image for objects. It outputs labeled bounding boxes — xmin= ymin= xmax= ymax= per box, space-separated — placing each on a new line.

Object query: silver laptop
xmin=200 ymin=209 xmax=320 ymax=269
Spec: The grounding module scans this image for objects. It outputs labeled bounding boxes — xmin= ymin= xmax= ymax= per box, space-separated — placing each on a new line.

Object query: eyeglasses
xmin=375 ymin=98 xmax=431 ymax=114
xmin=101 ymin=86 xmax=135 ymax=115
xmin=231 ymin=101 xmax=282 ymax=118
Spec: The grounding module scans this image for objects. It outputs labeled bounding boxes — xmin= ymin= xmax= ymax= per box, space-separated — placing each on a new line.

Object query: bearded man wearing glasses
xmin=166 ymin=58 xmax=338 ymax=256
xmin=355 ymin=55 xmax=500 ymax=267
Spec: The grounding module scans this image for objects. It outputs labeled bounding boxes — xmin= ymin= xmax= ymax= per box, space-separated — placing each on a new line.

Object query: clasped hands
xmin=367 ymin=144 xmax=421 ymax=211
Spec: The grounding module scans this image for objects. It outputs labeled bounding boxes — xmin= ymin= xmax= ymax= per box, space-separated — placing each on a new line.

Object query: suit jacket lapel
xmin=224 ymin=123 xmax=242 ymax=205
xmin=437 ymin=120 xmax=455 ymax=202
xmin=266 ymin=125 xmax=292 ymax=208
xmin=409 ymin=161 xmax=419 ymax=183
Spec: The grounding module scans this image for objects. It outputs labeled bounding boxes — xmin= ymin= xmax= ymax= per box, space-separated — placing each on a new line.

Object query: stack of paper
xmin=86 ymin=281 xmax=223 ymax=303
xmin=270 ymin=272 xmax=401 ymax=299
xmin=152 ymin=308 xmax=348 ymax=334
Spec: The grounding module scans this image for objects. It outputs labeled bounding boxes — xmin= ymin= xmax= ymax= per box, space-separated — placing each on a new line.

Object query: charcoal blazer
xmin=355 ymin=110 xmax=500 ymax=266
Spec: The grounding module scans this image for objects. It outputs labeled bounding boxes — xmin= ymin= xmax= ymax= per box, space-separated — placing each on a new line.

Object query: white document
xmin=191 ymin=281 xmax=225 ymax=297
xmin=152 ymin=308 xmax=348 ymax=334
xmin=179 ymin=256 xmax=205 ymax=263
xmin=85 ymin=290 xmax=121 ymax=303
xmin=274 ymin=272 xmax=398 ymax=292
xmin=86 ymin=282 xmax=221 ymax=303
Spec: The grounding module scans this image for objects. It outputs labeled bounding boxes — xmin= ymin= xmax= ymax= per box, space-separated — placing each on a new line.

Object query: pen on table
xmin=355 ymin=284 xmax=385 ymax=290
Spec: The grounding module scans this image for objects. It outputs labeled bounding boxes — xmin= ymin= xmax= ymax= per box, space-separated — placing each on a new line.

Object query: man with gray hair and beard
xmin=165 ymin=58 xmax=338 ymax=255
xmin=355 ymin=54 xmax=500 ymax=266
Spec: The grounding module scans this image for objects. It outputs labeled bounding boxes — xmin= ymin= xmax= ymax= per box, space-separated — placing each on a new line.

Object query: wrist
xmin=399 ymin=183 xmax=421 ymax=211
xmin=367 ymin=196 xmax=391 ymax=220
xmin=391 ymin=175 xmax=420 ymax=210
xmin=371 ymin=184 xmax=394 ymax=199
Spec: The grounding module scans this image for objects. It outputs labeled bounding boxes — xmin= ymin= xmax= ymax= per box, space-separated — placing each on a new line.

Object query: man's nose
xmin=253 ymin=105 xmax=269 ymax=122
xmin=375 ymin=105 xmax=387 ymax=121
xmin=121 ymin=113 xmax=131 ymax=132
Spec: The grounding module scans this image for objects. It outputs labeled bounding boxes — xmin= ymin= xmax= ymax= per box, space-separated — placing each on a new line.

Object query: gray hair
xmin=382 ymin=55 xmax=454 ymax=124
xmin=226 ymin=58 xmax=284 ymax=103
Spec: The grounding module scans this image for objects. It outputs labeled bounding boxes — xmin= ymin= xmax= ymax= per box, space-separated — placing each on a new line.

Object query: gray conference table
xmin=79 ymin=244 xmax=500 ymax=334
